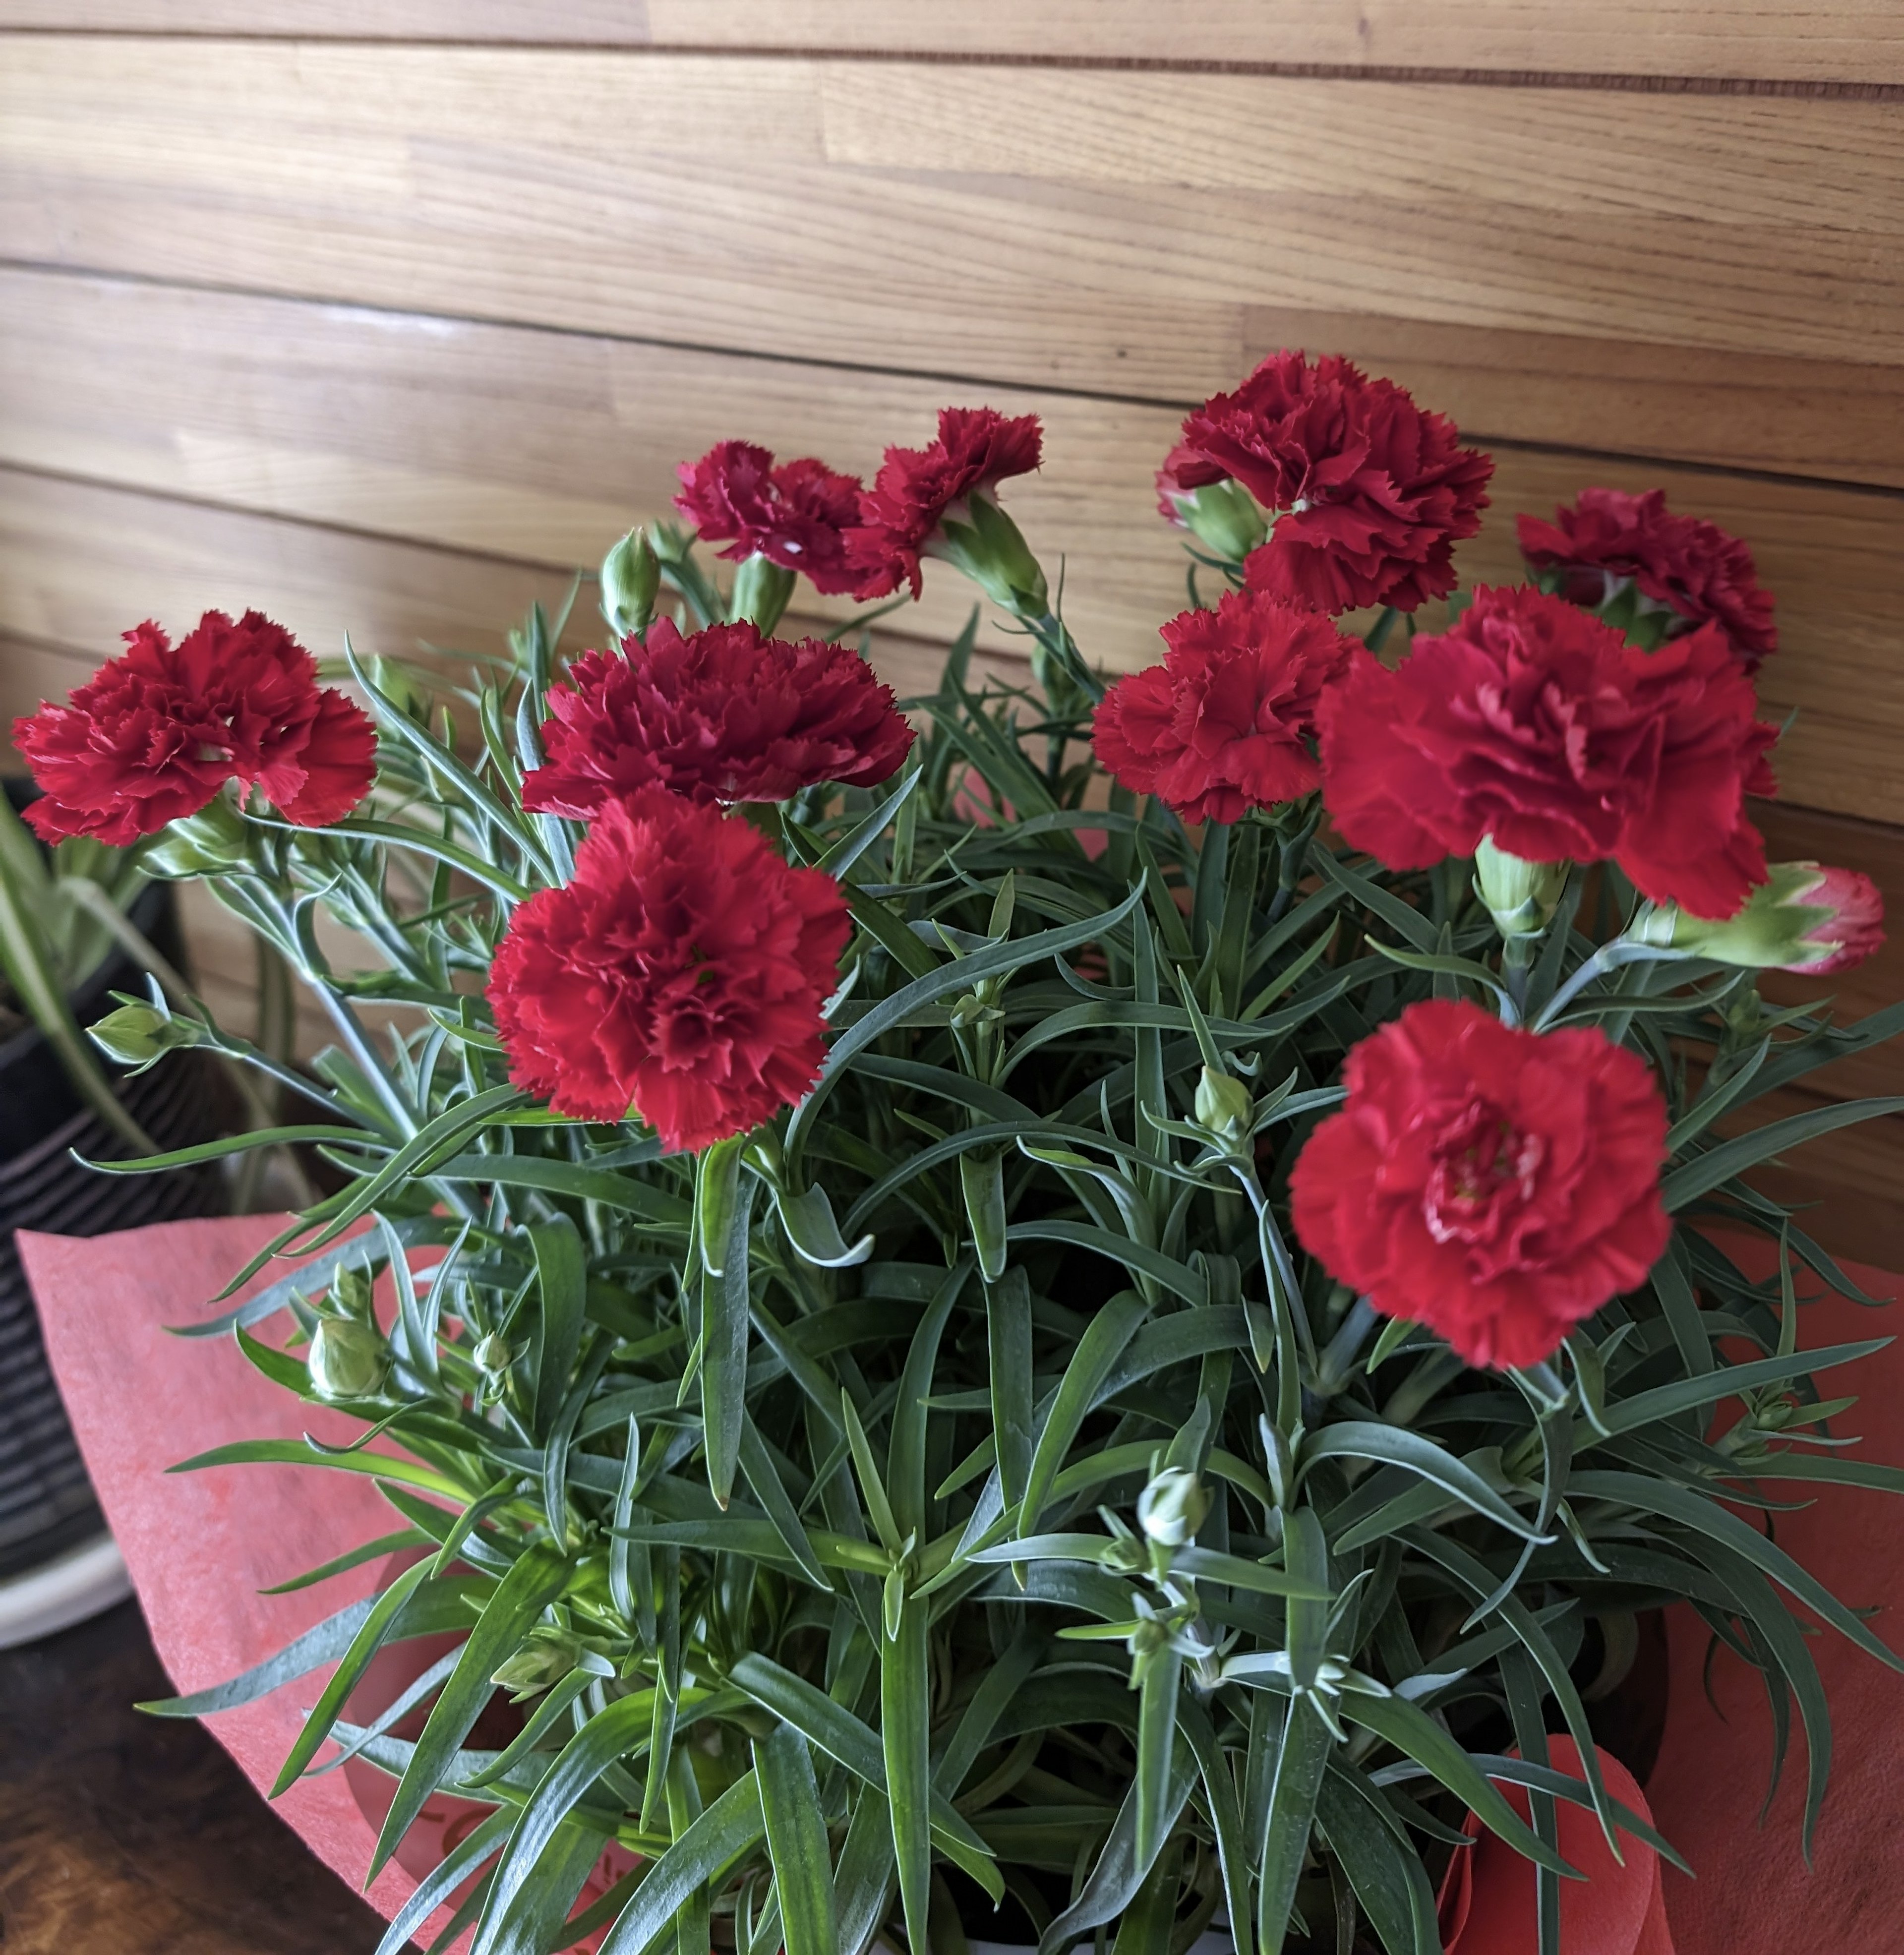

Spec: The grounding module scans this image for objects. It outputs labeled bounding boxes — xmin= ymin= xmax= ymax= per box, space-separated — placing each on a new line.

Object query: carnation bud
xmin=491 ymin=1627 xmax=583 ymax=1699
xmin=1192 ymin=1065 xmax=1254 ymax=1147
xmin=1633 ymin=861 xmax=1886 ymax=977
xmin=930 ymin=493 xmax=1049 ymax=618
xmin=143 ymin=792 xmax=252 ymax=878
xmin=473 ymin=1331 xmax=513 ymax=1375
xmin=1136 ymin=1467 xmax=1211 ymax=1548
xmin=307 ymin=1317 xmax=388 ymax=1400
xmin=600 ymin=528 xmax=661 ymax=640
xmin=1166 ymin=478 xmax=1269 ymax=563
xmin=1473 ymin=837 xmax=1568 ymax=939
xmin=88 ymin=1001 xmax=203 ymax=1071
xmin=727 ymin=553 xmax=796 ymax=637
xmin=329 ymin=1264 xmax=375 ymax=1322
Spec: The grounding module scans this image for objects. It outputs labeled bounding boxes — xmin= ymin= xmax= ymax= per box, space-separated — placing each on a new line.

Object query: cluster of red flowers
xmin=13 ymin=609 xmax=376 ymax=845
xmin=1519 ymin=485 xmax=1777 ymax=668
xmin=1159 ymin=351 xmax=1494 ymax=613
xmin=672 ymin=407 xmax=1043 ymax=605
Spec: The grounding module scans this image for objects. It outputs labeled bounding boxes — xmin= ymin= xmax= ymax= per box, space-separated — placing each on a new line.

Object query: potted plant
xmin=21 ymin=360 xmax=1904 ymax=1954
xmin=0 ymin=781 xmax=230 ymax=1645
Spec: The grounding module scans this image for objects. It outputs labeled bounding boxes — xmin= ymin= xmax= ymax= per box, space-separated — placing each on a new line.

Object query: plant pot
xmin=0 ymin=870 xmax=228 ymax=1643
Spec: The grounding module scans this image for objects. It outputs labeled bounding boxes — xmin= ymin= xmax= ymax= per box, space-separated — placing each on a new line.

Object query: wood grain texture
xmin=0 ymin=1600 xmax=389 ymax=1955
xmin=1 ymin=3 xmax=1899 ymax=84
xmin=3 ymin=42 xmax=1902 ymax=401
xmin=3 ymin=273 xmax=1899 ymax=823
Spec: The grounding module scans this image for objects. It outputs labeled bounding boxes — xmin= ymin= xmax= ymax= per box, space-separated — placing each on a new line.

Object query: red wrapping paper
xmin=19 ymin=1215 xmax=1904 ymax=1952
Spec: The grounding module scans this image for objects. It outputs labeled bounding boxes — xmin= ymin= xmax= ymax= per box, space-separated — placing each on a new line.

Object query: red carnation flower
xmin=1518 ymin=486 xmax=1776 ymax=669
xmin=1290 ymin=999 xmax=1670 ymax=1369
xmin=1092 ymin=589 xmax=1355 ymax=822
xmin=673 ymin=440 xmax=866 ymax=596
xmin=1789 ymin=864 xmax=1885 ymax=974
xmin=1166 ymin=351 xmax=1493 ymax=613
xmin=847 ymin=407 xmax=1043 ymax=599
xmin=13 ymin=610 xmax=376 ymax=845
xmin=521 ymin=617 xmax=914 ymax=818
xmin=488 ymin=790 xmax=850 ymax=1152
xmin=1318 ymin=585 xmax=1778 ymax=919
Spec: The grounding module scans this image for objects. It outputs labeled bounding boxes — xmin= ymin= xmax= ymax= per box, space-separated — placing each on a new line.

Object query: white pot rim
xmin=0 ymin=1531 xmax=132 ymax=1650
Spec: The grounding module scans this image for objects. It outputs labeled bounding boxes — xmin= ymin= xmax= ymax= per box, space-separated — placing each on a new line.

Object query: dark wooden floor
xmin=0 ymin=1600 xmax=391 ymax=1954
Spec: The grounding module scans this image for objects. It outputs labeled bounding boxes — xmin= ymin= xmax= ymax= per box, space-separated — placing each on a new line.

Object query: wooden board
xmin=4 ymin=270 xmax=1900 ymax=822
xmin=1 ymin=5 xmax=1898 ymax=84
xmin=3 ymin=43 xmax=1902 ymax=404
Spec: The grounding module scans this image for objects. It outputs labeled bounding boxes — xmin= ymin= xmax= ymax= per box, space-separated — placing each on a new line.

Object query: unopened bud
xmin=1136 ymin=1467 xmax=1211 ymax=1548
xmin=143 ymin=793 xmax=251 ymax=878
xmin=1474 ymin=837 xmax=1568 ymax=939
xmin=929 ymin=494 xmax=1049 ymax=618
xmin=600 ymin=528 xmax=661 ymax=640
xmin=1169 ymin=479 xmax=1270 ymax=564
xmin=473 ymin=1332 xmax=513 ymax=1375
xmin=329 ymin=1265 xmax=374 ymax=1322
xmin=727 ymin=554 xmax=796 ymax=637
xmin=308 ymin=1317 xmax=388 ymax=1400
xmin=491 ymin=1627 xmax=583 ymax=1698
xmin=1193 ymin=1066 xmax=1253 ymax=1146
xmin=1633 ymin=861 xmax=1886 ymax=977
xmin=88 ymin=1002 xmax=202 ymax=1070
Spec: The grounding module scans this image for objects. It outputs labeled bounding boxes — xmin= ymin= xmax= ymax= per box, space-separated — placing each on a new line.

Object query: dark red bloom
xmin=1518 ymin=486 xmax=1776 ymax=669
xmin=522 ymin=617 xmax=914 ymax=818
xmin=1290 ymin=999 xmax=1670 ymax=1369
xmin=1318 ymin=585 xmax=1778 ymax=919
xmin=13 ymin=610 xmax=376 ymax=845
xmin=847 ymin=407 xmax=1044 ymax=599
xmin=673 ymin=440 xmax=866 ymax=596
xmin=1167 ymin=351 xmax=1493 ymax=613
xmin=1092 ymin=589 xmax=1354 ymax=822
xmin=488 ymin=790 xmax=850 ymax=1152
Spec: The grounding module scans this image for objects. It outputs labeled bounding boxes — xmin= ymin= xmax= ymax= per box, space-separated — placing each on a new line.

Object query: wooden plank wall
xmin=0 ymin=10 xmax=1898 ymax=1259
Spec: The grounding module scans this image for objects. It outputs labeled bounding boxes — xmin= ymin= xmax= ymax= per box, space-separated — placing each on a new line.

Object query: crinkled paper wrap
xmin=20 ymin=1215 xmax=1904 ymax=1953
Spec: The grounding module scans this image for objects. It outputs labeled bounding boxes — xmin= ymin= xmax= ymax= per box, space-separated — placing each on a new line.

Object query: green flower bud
xmin=88 ymin=1002 xmax=203 ymax=1071
xmin=1167 ymin=478 xmax=1269 ymax=564
xmin=929 ymin=494 xmax=1049 ymax=618
xmin=473 ymin=1332 xmax=512 ymax=1375
xmin=308 ymin=1317 xmax=388 ymax=1400
xmin=1192 ymin=1066 xmax=1253 ymax=1147
xmin=727 ymin=554 xmax=796 ymax=637
xmin=1631 ymin=861 xmax=1886 ymax=977
xmin=1473 ymin=837 xmax=1568 ymax=939
xmin=329 ymin=1265 xmax=375 ymax=1322
xmin=600 ymin=528 xmax=661 ymax=640
xmin=1136 ymin=1467 xmax=1211 ymax=1548
xmin=143 ymin=793 xmax=252 ymax=878
xmin=491 ymin=1627 xmax=583 ymax=1699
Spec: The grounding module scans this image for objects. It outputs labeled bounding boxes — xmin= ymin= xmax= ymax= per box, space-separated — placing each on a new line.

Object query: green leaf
xmin=960 ymin=1148 xmax=1010 ymax=1283
xmin=701 ymin=1178 xmax=756 ymax=1509
xmin=884 ymin=1593 xmax=934 ymax=1955
xmin=1663 ymin=1097 xmax=1904 ymax=1210
xmin=1590 ymin=1337 xmax=1888 ymax=1440
xmin=528 ymin=1217 xmax=587 ymax=1440
xmin=473 ymin=1692 xmax=651 ymax=1955
xmin=1018 ymin=1289 xmax=1151 ymax=1536
xmin=1301 ymin=1422 xmax=1546 ymax=1542
xmin=596 ymin=1774 xmax=766 ymax=1955
xmin=1258 ymin=1694 xmax=1334 ymax=1955
xmin=369 ymin=1543 xmax=572 ymax=1882
xmin=271 ymin=1557 xmax=436 ymax=1795
xmin=372 ymin=1806 xmax=514 ymax=1955
xmin=1037 ymin=1736 xmax=1196 ymax=1955
xmin=889 ymin=1260 xmax=966 ymax=1537
xmin=1133 ymin=1647 xmax=1183 ymax=1872
xmin=987 ymin=1267 xmax=1036 ymax=1513
xmin=757 ymin=1724 xmax=838 ymax=1955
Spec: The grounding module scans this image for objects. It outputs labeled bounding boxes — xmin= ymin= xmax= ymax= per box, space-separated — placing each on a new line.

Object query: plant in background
xmin=19 ymin=351 xmax=1904 ymax=1955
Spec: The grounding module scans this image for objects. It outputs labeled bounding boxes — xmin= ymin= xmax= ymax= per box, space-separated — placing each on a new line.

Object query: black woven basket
xmin=0 ymin=872 xmax=229 ymax=1583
